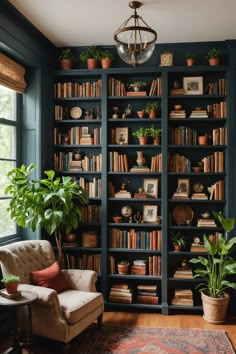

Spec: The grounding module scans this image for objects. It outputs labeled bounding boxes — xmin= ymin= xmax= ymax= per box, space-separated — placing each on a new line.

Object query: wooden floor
xmin=1 ymin=312 xmax=236 ymax=353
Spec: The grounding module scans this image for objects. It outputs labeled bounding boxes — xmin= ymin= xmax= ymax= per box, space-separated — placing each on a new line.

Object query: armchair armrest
xmin=18 ymin=284 xmax=60 ymax=307
xmin=62 ymin=269 xmax=97 ymax=292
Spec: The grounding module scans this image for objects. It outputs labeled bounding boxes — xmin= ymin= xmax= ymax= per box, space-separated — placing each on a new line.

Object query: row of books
xmin=54 ymin=80 xmax=102 ymax=98
xmin=205 ymin=78 xmax=227 ymax=95
xmin=109 ymin=228 xmax=162 ymax=250
xmin=207 ymin=102 xmax=227 ymax=118
xmin=202 ymin=151 xmax=224 ymax=173
xmin=108 ymin=77 xmax=162 ymax=97
xmin=82 ymin=205 xmax=101 ymax=224
xmin=54 ymin=126 xmax=102 ymax=145
xmin=54 ymin=151 xmax=102 ymax=172
xmin=209 ymin=180 xmax=224 ymax=200
xmin=65 ymin=253 xmax=101 ymax=273
xmin=78 ymin=176 xmax=102 ymax=198
xmin=109 ymin=152 xmax=162 ymax=173
xmin=168 ymin=153 xmax=191 ymax=173
xmin=168 ymin=127 xmax=227 ymax=146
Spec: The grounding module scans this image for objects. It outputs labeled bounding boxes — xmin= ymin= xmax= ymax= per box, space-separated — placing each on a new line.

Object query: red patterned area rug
xmin=74 ymin=325 xmax=235 ymax=354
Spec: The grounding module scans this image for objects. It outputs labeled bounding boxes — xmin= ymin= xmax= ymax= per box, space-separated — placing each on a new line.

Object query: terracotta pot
xmin=209 ymin=58 xmax=220 ymax=66
xmin=149 ymin=109 xmax=157 ymax=119
xmin=101 ymin=58 xmax=112 ymax=69
xmin=198 ymin=135 xmax=208 ymax=145
xmin=87 ymin=58 xmax=97 ymax=69
xmin=137 ymin=110 xmax=145 ymax=119
xmin=174 ymin=245 xmax=181 ymax=252
xmin=5 ymin=282 xmax=19 ymax=294
xmin=201 ymin=292 xmax=230 ymax=324
xmin=138 ymin=136 xmax=148 ymax=145
xmin=117 ymin=263 xmax=129 ymax=275
xmin=186 ymin=59 xmax=194 ymax=66
xmin=60 ymin=59 xmax=73 ymax=70
xmin=65 ymin=232 xmax=77 ymax=243
xmin=153 ymin=136 xmax=160 ymax=145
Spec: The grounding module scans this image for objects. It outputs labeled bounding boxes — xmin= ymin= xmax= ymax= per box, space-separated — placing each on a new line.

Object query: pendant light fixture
xmin=114 ymin=1 xmax=157 ymax=66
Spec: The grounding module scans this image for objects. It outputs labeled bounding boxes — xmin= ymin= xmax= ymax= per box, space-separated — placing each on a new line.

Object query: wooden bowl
xmin=174 ymin=104 xmax=182 ymax=111
xmin=192 ymin=166 xmax=202 ymax=173
xmin=112 ymin=216 xmax=123 ymax=223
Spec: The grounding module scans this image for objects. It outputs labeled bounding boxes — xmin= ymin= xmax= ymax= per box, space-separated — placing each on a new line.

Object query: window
xmin=0 ymin=85 xmax=19 ymax=239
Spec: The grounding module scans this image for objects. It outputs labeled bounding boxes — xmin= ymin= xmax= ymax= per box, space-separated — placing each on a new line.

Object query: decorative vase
xmin=209 ymin=58 xmax=220 ymax=66
xmin=87 ymin=58 xmax=97 ymax=69
xmin=136 ymin=151 xmax=146 ymax=166
xmin=101 ymin=58 xmax=112 ymax=69
xmin=201 ymin=292 xmax=230 ymax=324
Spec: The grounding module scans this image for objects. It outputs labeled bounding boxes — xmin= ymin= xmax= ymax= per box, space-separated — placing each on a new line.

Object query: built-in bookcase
xmin=53 ymin=59 xmax=232 ymax=314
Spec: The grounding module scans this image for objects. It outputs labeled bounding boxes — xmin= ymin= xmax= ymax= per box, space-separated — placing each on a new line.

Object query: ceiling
xmin=9 ymin=0 xmax=236 ymax=48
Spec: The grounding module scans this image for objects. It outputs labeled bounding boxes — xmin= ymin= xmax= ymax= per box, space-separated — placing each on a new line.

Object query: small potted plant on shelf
xmin=132 ymin=127 xmax=150 ymax=145
xmin=80 ymin=45 xmax=102 ymax=69
xmin=206 ymin=48 xmax=223 ymax=66
xmin=1 ymin=274 xmax=20 ymax=294
xmin=149 ymin=126 xmax=161 ymax=145
xmin=128 ymin=81 xmax=147 ymax=92
xmin=58 ymin=48 xmax=76 ymax=70
xmin=185 ymin=53 xmax=195 ymax=66
xmin=100 ymin=50 xmax=113 ymax=69
xmin=171 ymin=232 xmax=186 ymax=251
xmin=117 ymin=260 xmax=129 ymax=275
xmin=190 ymin=212 xmax=236 ymax=324
xmin=145 ymin=101 xmax=159 ymax=118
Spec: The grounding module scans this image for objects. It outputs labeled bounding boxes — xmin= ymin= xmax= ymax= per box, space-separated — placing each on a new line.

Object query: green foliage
xmin=1 ymin=274 xmax=20 ymax=284
xmin=190 ymin=212 xmax=236 ymax=298
xmin=145 ymin=101 xmax=159 ymax=113
xmin=185 ymin=53 xmax=195 ymax=60
xmin=118 ymin=260 xmax=129 ymax=265
xmin=80 ymin=45 xmax=102 ymax=62
xmin=206 ymin=48 xmax=223 ymax=60
xmin=58 ymin=48 xmax=76 ymax=61
xmin=132 ymin=127 xmax=150 ymax=138
xmin=100 ymin=50 xmax=113 ymax=59
xmin=149 ymin=126 xmax=161 ymax=138
xmin=128 ymin=81 xmax=146 ymax=89
xmin=170 ymin=232 xmax=186 ymax=247
xmin=5 ymin=164 xmax=88 ymax=265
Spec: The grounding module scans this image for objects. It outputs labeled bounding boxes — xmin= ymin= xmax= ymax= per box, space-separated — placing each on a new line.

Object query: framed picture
xmin=115 ymin=127 xmax=128 ymax=144
xmin=143 ymin=205 xmax=158 ymax=223
xmin=177 ymin=178 xmax=190 ymax=195
xmin=143 ymin=178 xmax=158 ymax=198
xmin=183 ymin=76 xmax=203 ymax=95
xmin=159 ymin=52 xmax=173 ymax=66
xmin=81 ymin=126 xmax=89 ymax=135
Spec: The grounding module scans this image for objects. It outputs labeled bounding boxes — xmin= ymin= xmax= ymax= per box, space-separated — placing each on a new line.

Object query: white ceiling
xmin=9 ymin=0 xmax=236 ymax=47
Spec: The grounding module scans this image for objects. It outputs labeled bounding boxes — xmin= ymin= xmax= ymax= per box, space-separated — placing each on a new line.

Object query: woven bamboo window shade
xmin=0 ymin=53 xmax=27 ymax=93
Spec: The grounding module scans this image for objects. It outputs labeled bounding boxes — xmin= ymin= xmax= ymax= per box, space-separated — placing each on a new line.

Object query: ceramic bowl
xmin=112 ymin=216 xmax=123 ymax=223
xmin=174 ymin=104 xmax=182 ymax=111
xmin=192 ymin=166 xmax=202 ymax=173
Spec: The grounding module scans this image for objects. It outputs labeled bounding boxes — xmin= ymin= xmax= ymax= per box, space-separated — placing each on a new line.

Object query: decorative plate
xmin=121 ymin=205 xmax=132 ymax=218
xmin=172 ymin=205 xmax=194 ymax=225
xmin=70 ymin=106 xmax=82 ymax=119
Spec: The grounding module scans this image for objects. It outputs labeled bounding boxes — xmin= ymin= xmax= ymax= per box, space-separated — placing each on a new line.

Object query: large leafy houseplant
xmin=5 ymin=163 xmax=88 ymax=266
xmin=190 ymin=212 xmax=236 ymax=298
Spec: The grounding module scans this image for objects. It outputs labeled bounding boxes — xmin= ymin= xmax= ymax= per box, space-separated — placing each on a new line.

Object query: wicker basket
xmin=201 ymin=292 xmax=230 ymax=324
xmin=82 ymin=232 xmax=98 ymax=248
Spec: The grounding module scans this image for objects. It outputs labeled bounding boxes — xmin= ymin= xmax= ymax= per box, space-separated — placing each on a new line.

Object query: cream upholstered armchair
xmin=0 ymin=240 xmax=104 ymax=344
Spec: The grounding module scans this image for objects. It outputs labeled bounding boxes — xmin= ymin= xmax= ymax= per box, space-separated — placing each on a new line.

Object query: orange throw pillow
xmin=31 ymin=262 xmax=71 ymax=293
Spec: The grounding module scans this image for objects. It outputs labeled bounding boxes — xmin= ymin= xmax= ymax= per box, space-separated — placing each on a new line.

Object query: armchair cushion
xmin=31 ymin=261 xmax=71 ymax=293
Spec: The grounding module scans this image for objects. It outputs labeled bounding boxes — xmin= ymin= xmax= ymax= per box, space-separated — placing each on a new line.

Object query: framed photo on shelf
xmin=143 ymin=205 xmax=158 ymax=223
xmin=143 ymin=178 xmax=158 ymax=198
xmin=177 ymin=178 xmax=190 ymax=195
xmin=183 ymin=76 xmax=203 ymax=95
xmin=159 ymin=52 xmax=173 ymax=66
xmin=115 ymin=127 xmax=128 ymax=145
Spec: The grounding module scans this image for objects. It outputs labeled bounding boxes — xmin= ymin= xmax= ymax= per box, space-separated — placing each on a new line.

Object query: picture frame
xmin=115 ymin=127 xmax=128 ymax=144
xmin=177 ymin=178 xmax=190 ymax=195
xmin=159 ymin=52 xmax=173 ymax=66
xmin=143 ymin=178 xmax=158 ymax=198
xmin=183 ymin=76 xmax=203 ymax=95
xmin=143 ymin=205 xmax=158 ymax=223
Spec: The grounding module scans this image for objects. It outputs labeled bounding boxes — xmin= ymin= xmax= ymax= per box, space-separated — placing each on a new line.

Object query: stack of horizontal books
xmin=171 ymin=289 xmax=193 ymax=306
xmin=197 ymin=218 xmax=217 ymax=227
xmin=190 ymin=242 xmax=207 ymax=252
xmin=108 ymin=284 xmax=132 ymax=304
xmin=169 ymin=109 xmax=186 ymax=119
xmin=136 ymin=284 xmax=159 ymax=304
xmin=173 ymin=267 xmax=193 ymax=279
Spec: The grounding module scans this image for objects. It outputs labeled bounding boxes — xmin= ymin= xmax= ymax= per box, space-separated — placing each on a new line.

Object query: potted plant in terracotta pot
xmin=185 ymin=53 xmax=195 ymax=66
xmin=145 ymin=101 xmax=159 ymax=118
xmin=206 ymin=48 xmax=223 ymax=66
xmin=171 ymin=232 xmax=186 ymax=251
xmin=133 ymin=127 xmax=150 ymax=145
xmin=190 ymin=212 xmax=236 ymax=324
xmin=80 ymin=45 xmax=101 ymax=69
xmin=1 ymin=274 xmax=20 ymax=294
xmin=149 ymin=126 xmax=161 ymax=145
xmin=128 ymin=81 xmax=147 ymax=92
xmin=58 ymin=48 xmax=76 ymax=70
xmin=117 ymin=260 xmax=129 ymax=275
xmin=100 ymin=50 xmax=113 ymax=69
